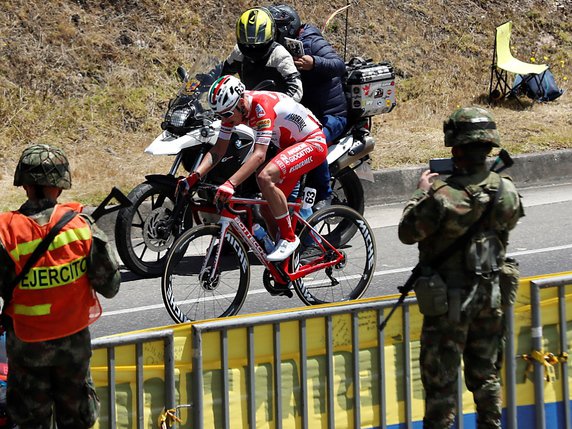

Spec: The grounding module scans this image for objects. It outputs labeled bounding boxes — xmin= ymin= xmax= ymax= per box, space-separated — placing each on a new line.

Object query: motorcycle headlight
xmin=170 ymin=107 xmax=193 ymax=127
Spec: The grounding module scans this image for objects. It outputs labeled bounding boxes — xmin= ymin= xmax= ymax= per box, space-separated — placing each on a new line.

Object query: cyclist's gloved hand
xmin=215 ymin=180 xmax=235 ymax=204
xmin=177 ymin=171 xmax=201 ymax=197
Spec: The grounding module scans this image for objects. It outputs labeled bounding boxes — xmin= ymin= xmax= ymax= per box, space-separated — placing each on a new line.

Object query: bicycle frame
xmin=200 ymin=195 xmax=346 ymax=287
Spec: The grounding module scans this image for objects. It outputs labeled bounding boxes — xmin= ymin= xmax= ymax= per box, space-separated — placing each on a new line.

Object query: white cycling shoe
xmin=266 ymin=236 xmax=300 ymax=262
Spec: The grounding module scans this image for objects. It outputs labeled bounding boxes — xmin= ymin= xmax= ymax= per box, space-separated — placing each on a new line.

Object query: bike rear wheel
xmin=292 ymin=205 xmax=376 ymax=305
xmin=162 ymin=224 xmax=250 ymax=323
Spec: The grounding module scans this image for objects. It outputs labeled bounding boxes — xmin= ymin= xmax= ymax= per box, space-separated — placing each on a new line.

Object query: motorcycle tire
xmin=115 ymin=181 xmax=187 ymax=278
xmin=328 ymin=167 xmax=365 ymax=245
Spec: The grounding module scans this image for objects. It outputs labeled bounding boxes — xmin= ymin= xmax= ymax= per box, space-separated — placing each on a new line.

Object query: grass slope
xmin=0 ymin=0 xmax=570 ymax=209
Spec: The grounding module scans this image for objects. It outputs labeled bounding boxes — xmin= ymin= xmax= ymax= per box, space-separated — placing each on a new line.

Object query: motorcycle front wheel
xmin=115 ymin=182 xmax=187 ymax=278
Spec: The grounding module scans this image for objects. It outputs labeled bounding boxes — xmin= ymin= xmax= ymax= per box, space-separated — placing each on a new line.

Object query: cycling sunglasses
xmin=216 ymin=109 xmax=235 ymax=120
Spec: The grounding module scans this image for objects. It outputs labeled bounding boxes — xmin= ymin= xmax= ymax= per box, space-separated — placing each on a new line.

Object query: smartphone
xmin=429 ymin=157 xmax=454 ymax=175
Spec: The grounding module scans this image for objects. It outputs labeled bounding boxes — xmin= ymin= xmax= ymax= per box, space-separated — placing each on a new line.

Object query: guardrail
xmin=91 ymin=329 xmax=176 ymax=429
xmin=189 ymin=296 xmax=470 ymax=429
xmin=529 ymin=274 xmax=572 ymax=429
xmin=90 ymin=274 xmax=572 ymax=428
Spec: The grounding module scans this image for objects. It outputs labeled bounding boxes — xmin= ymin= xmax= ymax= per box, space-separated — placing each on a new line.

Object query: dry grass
xmin=0 ymin=0 xmax=571 ymax=210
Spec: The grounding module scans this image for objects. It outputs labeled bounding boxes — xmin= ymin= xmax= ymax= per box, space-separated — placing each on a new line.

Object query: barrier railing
xmin=91 ymin=329 xmax=176 ymax=429
xmin=90 ymin=273 xmax=572 ymax=428
xmin=190 ymin=298 xmax=411 ymax=428
xmin=529 ymin=274 xmax=572 ymax=429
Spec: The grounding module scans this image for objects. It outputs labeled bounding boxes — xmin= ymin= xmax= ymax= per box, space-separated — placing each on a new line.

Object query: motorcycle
xmin=115 ymin=65 xmax=377 ymax=278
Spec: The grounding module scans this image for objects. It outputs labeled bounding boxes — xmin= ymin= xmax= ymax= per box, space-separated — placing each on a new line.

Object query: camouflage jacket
xmin=0 ymin=199 xmax=120 ymax=365
xmin=398 ymin=166 xmax=524 ymax=288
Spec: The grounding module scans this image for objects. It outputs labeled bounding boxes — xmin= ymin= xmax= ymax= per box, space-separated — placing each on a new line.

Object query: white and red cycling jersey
xmin=219 ymin=90 xmax=327 ymax=195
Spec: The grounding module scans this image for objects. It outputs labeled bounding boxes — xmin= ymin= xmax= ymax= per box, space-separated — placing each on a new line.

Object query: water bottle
xmin=253 ymin=223 xmax=274 ymax=253
xmin=300 ymin=207 xmax=313 ymax=219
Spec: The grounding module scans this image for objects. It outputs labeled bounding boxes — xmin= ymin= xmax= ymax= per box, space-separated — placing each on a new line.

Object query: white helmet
xmin=207 ymin=75 xmax=245 ymax=116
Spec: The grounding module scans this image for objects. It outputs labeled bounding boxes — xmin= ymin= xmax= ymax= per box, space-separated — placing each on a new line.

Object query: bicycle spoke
xmin=292 ymin=206 xmax=376 ymax=305
xmin=162 ymin=225 xmax=250 ymax=323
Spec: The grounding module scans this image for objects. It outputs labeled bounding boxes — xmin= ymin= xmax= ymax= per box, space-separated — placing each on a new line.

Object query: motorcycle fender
xmin=144 ymin=123 xmax=254 ymax=156
xmin=144 ymin=174 xmax=179 ymax=194
xmin=145 ymin=129 xmax=208 ymax=155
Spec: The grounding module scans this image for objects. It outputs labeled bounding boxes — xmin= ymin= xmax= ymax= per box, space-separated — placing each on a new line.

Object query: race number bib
xmin=302 ymin=187 xmax=317 ymax=209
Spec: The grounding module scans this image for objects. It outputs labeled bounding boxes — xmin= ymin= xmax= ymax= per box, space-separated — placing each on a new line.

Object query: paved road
xmin=91 ymin=181 xmax=572 ymax=338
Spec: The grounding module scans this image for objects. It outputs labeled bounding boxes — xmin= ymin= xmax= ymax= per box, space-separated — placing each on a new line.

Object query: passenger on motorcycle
xmin=269 ymin=4 xmax=348 ymax=211
xmin=221 ymin=7 xmax=303 ymax=102
xmin=178 ymin=75 xmax=327 ymax=262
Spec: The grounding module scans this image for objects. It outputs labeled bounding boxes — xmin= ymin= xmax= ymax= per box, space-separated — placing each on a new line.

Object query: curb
xmin=362 ymin=149 xmax=572 ymax=206
xmin=94 ymin=149 xmax=572 ymax=243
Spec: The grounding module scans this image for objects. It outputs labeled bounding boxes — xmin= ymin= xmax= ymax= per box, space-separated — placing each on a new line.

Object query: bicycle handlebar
xmin=195 ymin=182 xmax=248 ymax=216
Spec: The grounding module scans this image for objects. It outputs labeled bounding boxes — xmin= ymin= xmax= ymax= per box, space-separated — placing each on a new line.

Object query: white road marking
xmin=102 ymin=244 xmax=572 ymax=317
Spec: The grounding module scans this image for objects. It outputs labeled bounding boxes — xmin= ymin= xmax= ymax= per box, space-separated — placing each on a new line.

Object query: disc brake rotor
xmin=142 ymin=207 xmax=175 ymax=252
xmin=199 ymin=266 xmax=220 ymax=290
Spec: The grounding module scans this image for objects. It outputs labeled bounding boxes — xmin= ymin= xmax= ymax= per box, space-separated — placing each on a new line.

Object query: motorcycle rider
xmin=269 ymin=4 xmax=348 ymax=210
xmin=221 ymin=7 xmax=303 ymax=102
xmin=178 ymin=75 xmax=327 ymax=262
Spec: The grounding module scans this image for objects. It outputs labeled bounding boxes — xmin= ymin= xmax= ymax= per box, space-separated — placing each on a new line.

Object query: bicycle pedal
xmin=268 ymin=285 xmax=293 ymax=298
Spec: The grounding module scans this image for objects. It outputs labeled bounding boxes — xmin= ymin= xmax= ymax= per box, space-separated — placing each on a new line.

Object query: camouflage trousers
xmin=420 ymin=283 xmax=504 ymax=429
xmin=5 ymin=327 xmax=100 ymax=429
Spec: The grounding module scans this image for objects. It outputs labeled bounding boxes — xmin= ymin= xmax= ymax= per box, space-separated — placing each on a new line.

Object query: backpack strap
xmin=428 ymin=176 xmax=503 ymax=270
xmin=4 ymin=209 xmax=78 ymax=307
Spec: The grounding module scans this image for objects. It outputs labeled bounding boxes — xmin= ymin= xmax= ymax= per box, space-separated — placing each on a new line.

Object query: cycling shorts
xmin=269 ymin=131 xmax=328 ymax=197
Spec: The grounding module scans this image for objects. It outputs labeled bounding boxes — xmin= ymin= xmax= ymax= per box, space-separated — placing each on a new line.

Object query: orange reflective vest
xmin=0 ymin=203 xmax=102 ymax=342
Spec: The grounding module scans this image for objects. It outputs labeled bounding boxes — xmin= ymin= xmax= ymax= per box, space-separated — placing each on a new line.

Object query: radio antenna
xmin=322 ymin=1 xmax=352 ymax=60
xmin=344 ymin=0 xmax=349 ymax=62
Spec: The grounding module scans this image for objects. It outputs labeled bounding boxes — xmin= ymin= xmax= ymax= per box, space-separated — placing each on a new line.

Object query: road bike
xmin=161 ymin=182 xmax=377 ymax=323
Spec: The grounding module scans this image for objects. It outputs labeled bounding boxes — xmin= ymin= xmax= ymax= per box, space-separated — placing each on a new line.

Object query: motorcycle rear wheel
xmin=115 ymin=182 xmax=187 ymax=278
xmin=328 ymin=168 xmax=365 ymax=245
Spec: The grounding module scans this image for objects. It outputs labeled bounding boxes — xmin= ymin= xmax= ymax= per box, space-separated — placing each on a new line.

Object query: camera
xmin=429 ymin=158 xmax=454 ymax=175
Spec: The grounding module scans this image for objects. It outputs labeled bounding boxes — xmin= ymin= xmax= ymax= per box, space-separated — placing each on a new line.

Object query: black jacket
xmin=298 ymin=24 xmax=347 ymax=119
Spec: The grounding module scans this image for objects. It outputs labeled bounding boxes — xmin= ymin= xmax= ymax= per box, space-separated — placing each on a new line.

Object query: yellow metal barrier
xmin=91 ymin=272 xmax=572 ymax=428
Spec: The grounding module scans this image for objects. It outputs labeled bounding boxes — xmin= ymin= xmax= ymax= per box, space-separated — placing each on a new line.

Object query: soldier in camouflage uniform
xmin=398 ymin=107 xmax=524 ymax=429
xmin=0 ymin=144 xmax=120 ymax=428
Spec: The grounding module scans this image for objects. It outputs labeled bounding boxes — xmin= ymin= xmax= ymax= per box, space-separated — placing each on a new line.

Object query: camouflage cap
xmin=444 ymin=106 xmax=500 ymax=147
xmin=14 ymin=144 xmax=72 ymax=189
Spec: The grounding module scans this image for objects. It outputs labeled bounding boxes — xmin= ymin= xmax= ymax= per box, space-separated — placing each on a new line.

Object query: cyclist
xmin=178 ymin=75 xmax=327 ymax=262
xmin=221 ymin=7 xmax=303 ymax=102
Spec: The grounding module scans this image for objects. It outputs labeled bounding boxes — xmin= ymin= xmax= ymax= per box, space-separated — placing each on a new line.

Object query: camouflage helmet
xmin=443 ymin=106 xmax=500 ymax=147
xmin=14 ymin=144 xmax=72 ymax=189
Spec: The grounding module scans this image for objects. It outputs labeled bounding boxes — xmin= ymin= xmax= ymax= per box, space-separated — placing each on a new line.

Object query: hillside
xmin=0 ymin=0 xmax=571 ymax=209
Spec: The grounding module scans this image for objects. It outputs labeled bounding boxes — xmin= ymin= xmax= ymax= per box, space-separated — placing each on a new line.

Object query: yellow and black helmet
xmin=236 ymin=7 xmax=276 ymax=61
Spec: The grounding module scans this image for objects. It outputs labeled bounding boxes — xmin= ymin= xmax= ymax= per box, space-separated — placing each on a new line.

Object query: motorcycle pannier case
xmin=344 ymin=57 xmax=396 ymax=119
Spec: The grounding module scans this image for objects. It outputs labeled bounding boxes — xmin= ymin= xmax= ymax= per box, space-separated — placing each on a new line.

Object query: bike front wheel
xmin=162 ymin=224 xmax=250 ymax=323
xmin=292 ymin=205 xmax=376 ymax=305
